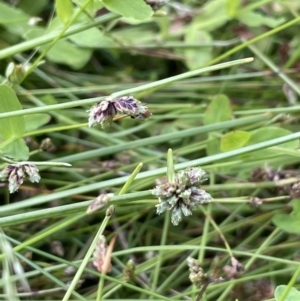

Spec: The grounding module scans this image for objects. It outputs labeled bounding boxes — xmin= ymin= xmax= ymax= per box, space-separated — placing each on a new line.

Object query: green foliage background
xmin=1 ymin=0 xmax=300 ymax=300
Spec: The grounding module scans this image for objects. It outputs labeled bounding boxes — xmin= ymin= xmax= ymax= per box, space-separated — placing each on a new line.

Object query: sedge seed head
xmin=152 ymin=167 xmax=212 ymax=225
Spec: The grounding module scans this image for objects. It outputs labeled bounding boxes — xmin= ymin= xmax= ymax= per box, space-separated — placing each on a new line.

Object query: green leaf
xmin=275 ymin=285 xmax=300 ymax=301
xmin=193 ymin=0 xmax=229 ymax=32
xmin=184 ymin=28 xmax=212 ymax=70
xmin=272 ymin=200 xmax=300 ymax=234
xmin=102 ymin=0 xmax=153 ymax=20
xmin=206 ymin=133 xmax=221 ymax=156
xmin=0 ymin=138 xmax=29 ymax=161
xmin=64 ymin=15 xmax=114 ymax=47
xmin=203 ymin=94 xmax=232 ymax=125
xmin=221 ymin=131 xmax=251 ymax=151
xmin=0 ymin=2 xmax=31 ymax=36
xmin=113 ymin=26 xmax=156 ymax=44
xmin=245 ymin=127 xmax=298 ymax=158
xmin=204 ymin=94 xmax=232 ymax=159
xmin=0 ymin=85 xmax=25 ymax=139
xmin=55 ymin=0 xmax=74 ymax=24
xmin=73 ymin=0 xmax=103 ymax=17
xmin=226 ymin=0 xmax=242 ymax=18
xmin=272 ymin=214 xmax=300 ymax=234
xmin=24 ymin=28 xmax=92 ymax=70
xmin=24 ymin=114 xmax=51 ymax=132
xmin=237 ymin=11 xmax=285 ymax=28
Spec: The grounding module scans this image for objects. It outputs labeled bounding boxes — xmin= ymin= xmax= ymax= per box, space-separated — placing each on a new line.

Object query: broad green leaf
xmin=272 ymin=214 xmax=300 ymax=234
xmin=0 ymin=2 xmax=31 ymax=36
xmin=226 ymin=0 xmax=242 ymax=18
xmin=293 ymin=199 xmax=300 ymax=214
xmin=272 ymin=200 xmax=300 ymax=234
xmin=221 ymin=131 xmax=251 ymax=151
xmin=275 ymin=285 xmax=300 ymax=301
xmin=155 ymin=15 xmax=171 ymax=38
xmin=55 ymin=0 xmax=74 ymax=24
xmin=184 ymin=28 xmax=212 ymax=70
xmin=24 ymin=114 xmax=51 ymax=132
xmin=237 ymin=11 xmax=285 ymax=28
xmin=24 ymin=28 xmax=92 ymax=69
xmin=203 ymin=94 xmax=232 ymax=125
xmin=0 ymin=138 xmax=29 ymax=161
xmin=52 ymin=14 xmax=114 ymax=47
xmin=0 ymin=85 xmax=25 ymax=139
xmin=245 ymin=127 xmax=298 ymax=159
xmin=206 ymin=133 xmax=221 ymax=156
xmin=194 ymin=0 xmax=228 ymax=32
xmin=102 ymin=0 xmax=153 ymax=20
xmin=73 ymin=0 xmax=103 ymax=17
xmin=113 ymin=26 xmax=156 ymax=44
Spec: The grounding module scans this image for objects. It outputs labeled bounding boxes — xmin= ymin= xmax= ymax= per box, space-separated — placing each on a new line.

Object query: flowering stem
xmin=198 ymin=173 xmax=215 ymax=263
xmin=198 ymin=204 xmax=211 ymax=264
xmin=0 ymin=156 xmax=71 ymax=167
xmin=151 ymin=210 xmax=170 ymax=294
xmin=25 ymin=161 xmax=72 ymax=167
xmin=167 ymin=148 xmax=175 ymax=183
xmin=196 ymin=282 xmax=210 ymax=301
xmin=200 ymin=207 xmax=233 ymax=258
xmin=277 ymin=265 xmax=300 ymax=301
xmin=62 ymin=207 xmax=114 ymax=301
xmin=25 ymin=123 xmax=88 ymax=137
xmin=118 ymin=163 xmax=143 ymax=195
xmin=94 ymin=165 xmax=143 ymax=301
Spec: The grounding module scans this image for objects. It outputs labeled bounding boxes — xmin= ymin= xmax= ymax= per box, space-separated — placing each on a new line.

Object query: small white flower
xmin=87 ymin=100 xmax=117 ymax=128
xmin=0 ymin=163 xmax=41 ymax=193
xmin=152 ymin=167 xmax=212 ymax=225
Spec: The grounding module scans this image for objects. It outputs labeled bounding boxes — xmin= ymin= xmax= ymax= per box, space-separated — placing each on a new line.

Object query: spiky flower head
xmin=123 ymin=259 xmax=135 ymax=282
xmin=187 ymin=257 xmax=208 ymax=288
xmin=5 ymin=62 xmax=26 ymax=86
xmin=88 ymin=96 xmax=151 ymax=128
xmin=93 ymin=235 xmax=110 ymax=273
xmin=88 ymin=100 xmax=117 ymax=128
xmin=0 ymin=163 xmax=41 ymax=193
xmin=152 ymin=167 xmax=211 ymax=225
xmin=114 ymin=96 xmax=152 ymax=120
xmin=87 ymin=193 xmax=113 ymax=214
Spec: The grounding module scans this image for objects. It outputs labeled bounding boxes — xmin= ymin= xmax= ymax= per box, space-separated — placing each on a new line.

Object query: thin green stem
xmin=167 ymin=148 xmax=175 ymax=183
xmin=61 ymin=209 xmax=113 ymax=301
xmin=245 ymin=40 xmax=300 ymax=97
xmin=208 ymin=15 xmax=300 ymax=65
xmin=151 ymin=210 xmax=170 ymax=294
xmin=118 ymin=163 xmax=143 ymax=195
xmin=200 ymin=207 xmax=233 ymax=257
xmin=244 ymin=228 xmax=281 ymax=270
xmin=97 ymin=276 xmax=105 ymax=301
xmin=278 ymin=266 xmax=300 ymax=301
